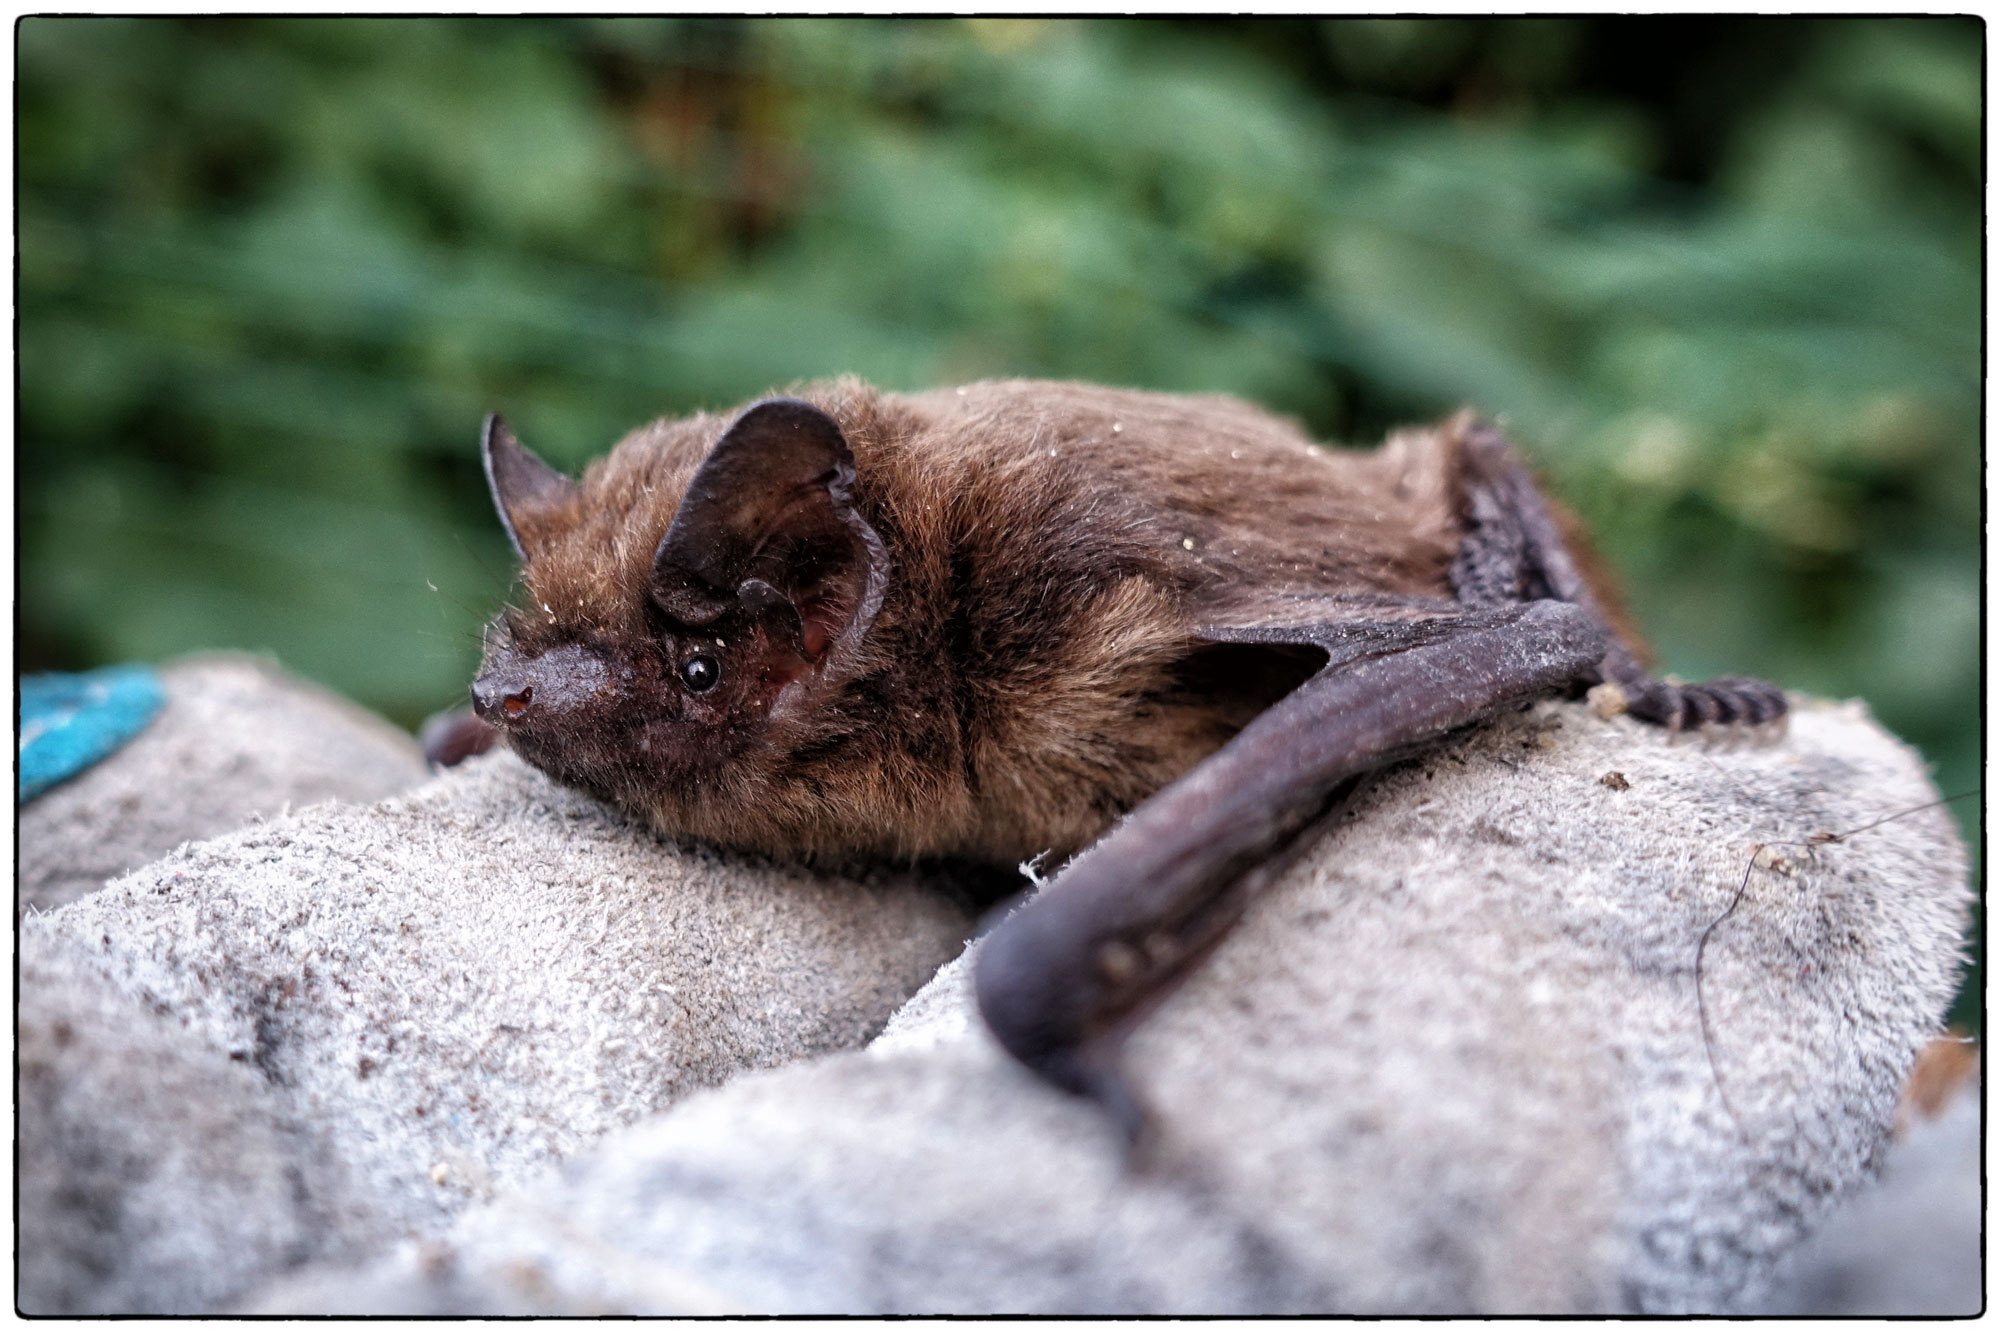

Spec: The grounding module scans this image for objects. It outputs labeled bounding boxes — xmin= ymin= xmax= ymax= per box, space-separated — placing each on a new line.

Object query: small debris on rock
xmin=1588 ymin=682 xmax=1629 ymax=721
xmin=1752 ymin=846 xmax=1794 ymax=875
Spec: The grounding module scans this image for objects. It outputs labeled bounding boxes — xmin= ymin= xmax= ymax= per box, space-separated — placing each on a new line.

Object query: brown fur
xmin=486 ymin=378 xmax=1525 ymax=865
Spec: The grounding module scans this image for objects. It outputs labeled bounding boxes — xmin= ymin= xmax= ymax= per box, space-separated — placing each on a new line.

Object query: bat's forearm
xmin=975 ymin=600 xmax=1607 ymax=1116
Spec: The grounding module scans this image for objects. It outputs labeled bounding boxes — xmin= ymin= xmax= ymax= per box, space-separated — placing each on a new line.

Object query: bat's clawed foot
xmin=1628 ymin=676 xmax=1789 ymax=745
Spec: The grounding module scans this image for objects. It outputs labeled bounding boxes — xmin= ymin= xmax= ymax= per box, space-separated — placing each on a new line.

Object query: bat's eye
xmin=679 ymin=653 xmax=721 ymax=693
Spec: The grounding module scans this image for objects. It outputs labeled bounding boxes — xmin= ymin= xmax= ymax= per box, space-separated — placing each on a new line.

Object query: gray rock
xmin=20 ymin=653 xmax=431 ymax=914
xmin=1747 ymin=1055 xmax=1981 ymax=1315
xmin=18 ymin=947 xmax=383 ymax=1315
xmin=243 ymin=697 xmax=1970 ymax=1315
xmin=22 ymin=750 xmax=976 ymax=1312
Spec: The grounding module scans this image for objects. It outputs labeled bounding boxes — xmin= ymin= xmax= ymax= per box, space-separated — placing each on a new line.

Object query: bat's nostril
xmin=472 ymin=643 xmax=605 ymax=726
xmin=471 ymin=674 xmax=530 ymax=722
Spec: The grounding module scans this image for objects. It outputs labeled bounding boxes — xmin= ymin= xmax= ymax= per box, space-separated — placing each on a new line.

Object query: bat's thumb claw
xmin=1051 ymin=1042 xmax=1161 ymax=1168
xmin=991 ymin=1025 xmax=1153 ymax=1147
xmin=1074 ymin=1050 xmax=1152 ymax=1155
xmin=974 ymin=957 xmax=1157 ymax=1150
xmin=420 ymin=705 xmax=500 ymax=769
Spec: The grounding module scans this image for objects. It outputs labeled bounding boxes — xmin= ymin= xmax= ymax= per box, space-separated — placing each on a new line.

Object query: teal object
xmin=18 ymin=664 xmax=166 ymax=803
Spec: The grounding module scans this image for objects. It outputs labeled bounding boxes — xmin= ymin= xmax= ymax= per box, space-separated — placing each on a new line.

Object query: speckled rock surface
xmin=241 ymin=697 xmax=1969 ymax=1315
xmin=19 ymin=654 xmax=431 ymax=914
xmin=1748 ymin=1049 xmax=1981 ymax=1315
xmin=21 ymin=750 xmax=976 ymax=1313
xmin=18 ymin=945 xmax=388 ymax=1316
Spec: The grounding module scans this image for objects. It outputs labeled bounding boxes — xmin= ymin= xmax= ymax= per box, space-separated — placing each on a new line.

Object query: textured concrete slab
xmin=231 ymin=698 xmax=1968 ymax=1314
xmin=20 ymin=653 xmax=432 ymax=914
xmin=22 ymin=749 xmax=975 ymax=1313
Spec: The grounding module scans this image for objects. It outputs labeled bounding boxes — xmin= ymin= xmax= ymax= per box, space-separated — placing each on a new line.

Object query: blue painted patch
xmin=19 ymin=665 xmax=167 ymax=803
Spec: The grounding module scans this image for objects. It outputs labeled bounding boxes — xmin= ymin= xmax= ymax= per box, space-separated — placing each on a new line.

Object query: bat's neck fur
xmin=498 ymin=378 xmax=1469 ymax=865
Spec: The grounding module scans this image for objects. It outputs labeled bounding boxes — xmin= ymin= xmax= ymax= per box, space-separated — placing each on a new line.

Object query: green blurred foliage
xmin=18 ymin=18 xmax=1979 ymax=1020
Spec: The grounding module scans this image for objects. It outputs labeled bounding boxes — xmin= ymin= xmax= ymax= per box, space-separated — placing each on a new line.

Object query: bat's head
xmin=471 ymin=397 xmax=893 ymax=853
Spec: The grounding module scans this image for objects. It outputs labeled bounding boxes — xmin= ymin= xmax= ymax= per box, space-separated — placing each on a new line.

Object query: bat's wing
xmin=1188 ymin=589 xmax=1494 ymax=667
xmin=973 ymin=598 xmax=1608 ymax=1139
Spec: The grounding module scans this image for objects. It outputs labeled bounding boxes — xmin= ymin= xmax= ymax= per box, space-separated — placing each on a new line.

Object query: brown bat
xmin=448 ymin=378 xmax=1785 ymax=1133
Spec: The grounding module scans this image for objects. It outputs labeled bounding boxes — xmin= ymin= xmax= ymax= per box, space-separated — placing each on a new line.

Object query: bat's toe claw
xmin=1625 ymin=675 xmax=1787 ymax=745
xmin=1752 ymin=681 xmax=1790 ymax=729
xmin=1685 ymin=687 xmax=1723 ymax=729
xmin=420 ymin=705 xmax=500 ymax=769
xmin=1708 ymin=677 xmax=1789 ymax=732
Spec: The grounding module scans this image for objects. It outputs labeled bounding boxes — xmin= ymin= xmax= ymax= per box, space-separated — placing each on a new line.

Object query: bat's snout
xmin=470 ymin=669 xmax=531 ymax=723
xmin=472 ymin=642 xmax=611 ymax=729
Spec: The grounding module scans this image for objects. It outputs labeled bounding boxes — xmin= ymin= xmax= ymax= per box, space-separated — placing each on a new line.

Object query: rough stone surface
xmin=19 ymin=653 xmax=431 ymax=914
xmin=1747 ymin=1054 xmax=1981 ymax=1315
xmin=238 ymin=697 xmax=1968 ymax=1315
xmin=21 ymin=751 xmax=976 ymax=1312
xmin=18 ymin=945 xmax=384 ymax=1315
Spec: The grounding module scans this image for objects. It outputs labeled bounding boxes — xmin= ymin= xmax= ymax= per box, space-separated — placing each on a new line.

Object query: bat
xmin=447 ymin=378 xmax=1785 ymax=1134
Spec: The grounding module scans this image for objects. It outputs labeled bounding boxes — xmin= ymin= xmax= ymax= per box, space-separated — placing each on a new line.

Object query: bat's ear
xmin=651 ymin=397 xmax=887 ymax=665
xmin=483 ymin=415 xmax=578 ymax=562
